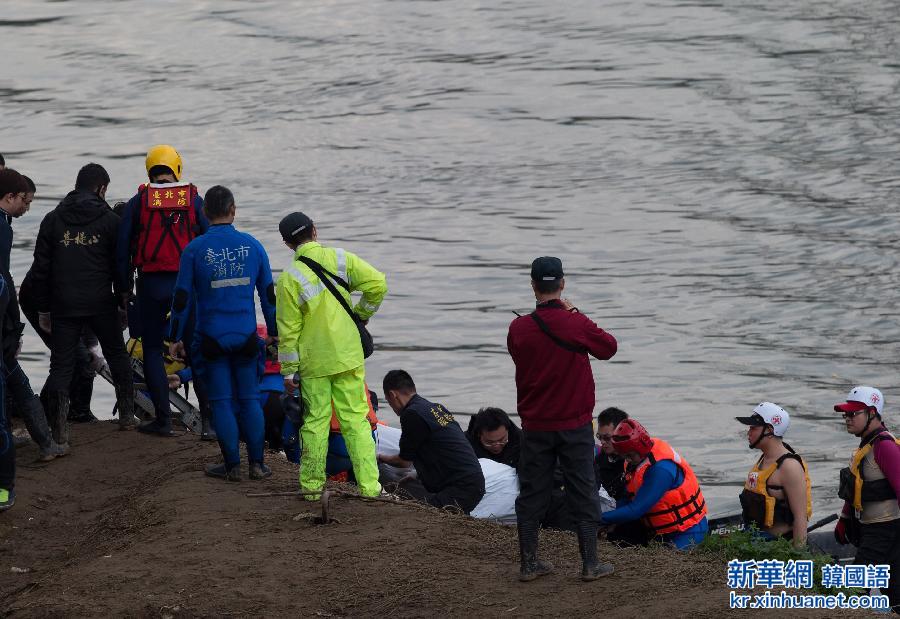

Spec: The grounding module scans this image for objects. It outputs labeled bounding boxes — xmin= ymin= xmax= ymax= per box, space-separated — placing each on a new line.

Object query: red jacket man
xmin=507 ymin=256 xmax=617 ymax=583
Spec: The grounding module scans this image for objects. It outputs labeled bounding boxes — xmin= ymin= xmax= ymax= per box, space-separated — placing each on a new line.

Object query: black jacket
xmin=594 ymin=451 xmax=627 ymax=500
xmin=30 ymin=190 xmax=121 ymax=317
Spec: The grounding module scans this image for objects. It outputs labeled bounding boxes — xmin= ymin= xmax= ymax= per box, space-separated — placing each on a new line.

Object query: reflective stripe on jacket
xmin=624 ymin=438 xmax=707 ymax=536
xmin=276 ymin=242 xmax=386 ymax=378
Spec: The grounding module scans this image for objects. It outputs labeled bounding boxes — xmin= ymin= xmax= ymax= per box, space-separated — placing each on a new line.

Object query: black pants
xmin=855 ymin=519 xmax=900 ymax=613
xmin=516 ymin=423 xmax=599 ymax=524
xmin=19 ymin=285 xmax=95 ymax=411
xmin=424 ymin=480 xmax=484 ymax=514
xmin=45 ymin=313 xmax=132 ymax=396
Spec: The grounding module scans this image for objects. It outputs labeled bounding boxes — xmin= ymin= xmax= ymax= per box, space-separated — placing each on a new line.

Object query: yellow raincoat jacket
xmin=276 ymin=242 xmax=387 ymax=378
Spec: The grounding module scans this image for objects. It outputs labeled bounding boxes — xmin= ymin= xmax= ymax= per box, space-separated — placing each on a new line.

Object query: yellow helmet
xmin=145 ymin=144 xmax=183 ymax=181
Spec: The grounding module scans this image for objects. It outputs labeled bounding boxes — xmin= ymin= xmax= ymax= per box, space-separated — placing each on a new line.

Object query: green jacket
xmin=276 ymin=242 xmax=387 ymax=378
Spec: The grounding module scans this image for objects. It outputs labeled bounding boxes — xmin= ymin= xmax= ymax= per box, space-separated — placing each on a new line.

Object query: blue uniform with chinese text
xmin=169 ymin=224 xmax=276 ymax=468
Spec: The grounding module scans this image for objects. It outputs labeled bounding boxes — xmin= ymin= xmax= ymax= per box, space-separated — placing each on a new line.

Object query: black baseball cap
xmin=279 ymin=212 xmax=314 ymax=242
xmin=531 ymin=256 xmax=564 ymax=281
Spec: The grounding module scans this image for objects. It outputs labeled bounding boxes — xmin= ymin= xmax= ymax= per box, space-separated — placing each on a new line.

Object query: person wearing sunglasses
xmin=833 ymin=386 xmax=900 ymax=611
xmin=736 ymin=402 xmax=811 ymax=546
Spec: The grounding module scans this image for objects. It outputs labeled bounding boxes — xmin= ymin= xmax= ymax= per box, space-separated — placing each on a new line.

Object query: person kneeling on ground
xmin=378 ymin=370 xmax=485 ymax=513
xmin=602 ymin=418 xmax=708 ymax=550
xmin=465 ymin=407 xmax=522 ymax=470
xmin=594 ymin=406 xmax=649 ymax=546
xmin=736 ymin=402 xmax=811 ymax=546
xmin=168 ymin=186 xmax=276 ymax=481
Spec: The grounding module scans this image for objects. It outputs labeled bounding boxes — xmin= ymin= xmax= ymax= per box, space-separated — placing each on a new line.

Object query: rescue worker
xmin=30 ymin=163 xmax=136 ymax=450
xmin=833 ymin=386 xmax=900 ymax=611
xmin=168 ymin=186 xmax=276 ymax=481
xmin=378 ymin=370 xmax=485 ymax=512
xmin=276 ymin=211 xmax=386 ymax=500
xmin=117 ymin=145 xmax=208 ymax=436
xmin=507 ymin=256 xmax=617 ymax=582
xmin=0 ymin=170 xmax=60 ymax=460
xmin=603 ymin=418 xmax=708 ymax=549
xmin=736 ymin=402 xmax=811 ymax=546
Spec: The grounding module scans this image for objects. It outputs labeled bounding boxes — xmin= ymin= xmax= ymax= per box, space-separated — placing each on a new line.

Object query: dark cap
xmin=530 ymin=256 xmax=564 ymax=281
xmin=279 ymin=212 xmax=314 ymax=242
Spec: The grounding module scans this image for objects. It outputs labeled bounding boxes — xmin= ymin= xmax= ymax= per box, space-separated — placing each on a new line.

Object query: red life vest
xmin=133 ymin=182 xmax=200 ymax=272
xmin=623 ymin=438 xmax=707 ymax=536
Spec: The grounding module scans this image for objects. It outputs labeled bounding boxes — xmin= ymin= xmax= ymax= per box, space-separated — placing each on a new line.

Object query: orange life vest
xmin=624 ymin=438 xmax=707 ymax=536
xmin=329 ymin=384 xmax=380 ymax=432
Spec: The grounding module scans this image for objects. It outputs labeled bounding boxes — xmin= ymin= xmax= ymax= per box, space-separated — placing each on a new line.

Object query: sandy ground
xmin=0 ymin=423 xmax=876 ymax=618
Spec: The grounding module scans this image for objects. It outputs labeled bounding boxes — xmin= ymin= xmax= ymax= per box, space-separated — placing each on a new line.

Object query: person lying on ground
xmin=601 ymin=418 xmax=708 ymax=550
xmin=465 ymin=407 xmax=522 ymax=470
xmin=378 ymin=369 xmax=485 ymax=514
xmin=736 ymin=402 xmax=811 ymax=546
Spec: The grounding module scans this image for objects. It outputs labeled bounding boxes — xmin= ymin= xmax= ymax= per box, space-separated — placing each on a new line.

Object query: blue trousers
xmin=135 ymin=273 xmax=177 ymax=424
xmin=205 ymin=353 xmax=264 ymax=467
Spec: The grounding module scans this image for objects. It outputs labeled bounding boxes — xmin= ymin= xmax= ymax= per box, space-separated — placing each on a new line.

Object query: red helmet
xmin=611 ymin=419 xmax=653 ymax=457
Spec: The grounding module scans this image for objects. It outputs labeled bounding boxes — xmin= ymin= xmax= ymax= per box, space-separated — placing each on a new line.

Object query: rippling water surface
xmin=3 ymin=0 xmax=900 ymax=516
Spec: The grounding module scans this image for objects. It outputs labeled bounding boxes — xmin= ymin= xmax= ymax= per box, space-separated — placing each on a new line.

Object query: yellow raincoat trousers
xmin=276 ymin=242 xmax=387 ymax=497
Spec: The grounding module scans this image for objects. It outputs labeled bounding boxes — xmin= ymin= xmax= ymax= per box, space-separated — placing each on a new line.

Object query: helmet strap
xmin=749 ymin=429 xmax=773 ymax=449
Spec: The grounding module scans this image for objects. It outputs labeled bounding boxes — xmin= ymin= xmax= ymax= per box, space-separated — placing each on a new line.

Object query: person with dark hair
xmin=116 ymin=145 xmax=209 ymax=437
xmin=465 ymin=407 xmax=522 ymax=470
xmin=0 ymin=171 xmax=63 ymax=460
xmin=168 ymin=185 xmax=276 ymax=480
xmin=832 ymin=386 xmax=900 ymax=610
xmin=507 ymin=256 xmax=618 ymax=582
xmin=29 ymin=163 xmax=136 ymax=452
xmin=0 ymin=153 xmax=5 ymax=169
xmin=592 ymin=406 xmax=649 ymax=546
xmin=594 ymin=406 xmax=629 ymax=500
xmin=379 ymin=370 xmax=485 ymax=513
xmin=276 ymin=211 xmax=387 ymax=499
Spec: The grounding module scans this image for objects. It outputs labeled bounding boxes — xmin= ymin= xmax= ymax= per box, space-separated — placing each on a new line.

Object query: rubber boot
xmin=249 ymin=462 xmax=272 ymax=480
xmin=68 ymin=374 xmax=97 ymax=423
xmin=200 ymin=403 xmax=216 ymax=441
xmin=517 ymin=521 xmax=554 ymax=582
xmin=48 ymin=391 xmax=71 ymax=456
xmin=20 ymin=395 xmax=58 ymax=461
xmin=115 ymin=384 xmax=137 ymax=430
xmin=577 ymin=521 xmax=614 ymax=581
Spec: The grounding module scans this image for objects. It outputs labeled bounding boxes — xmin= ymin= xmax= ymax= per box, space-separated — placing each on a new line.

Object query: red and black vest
xmin=132 ymin=182 xmax=200 ymax=272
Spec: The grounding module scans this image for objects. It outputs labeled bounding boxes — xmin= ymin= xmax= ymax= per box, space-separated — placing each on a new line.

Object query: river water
xmin=3 ymin=0 xmax=900 ymax=518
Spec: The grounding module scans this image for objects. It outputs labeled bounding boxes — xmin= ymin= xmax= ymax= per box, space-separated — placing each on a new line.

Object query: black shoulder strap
xmin=529 ymin=311 xmax=587 ymax=353
xmin=775 ymin=452 xmax=802 ymax=469
xmin=298 ymin=256 xmax=358 ymax=324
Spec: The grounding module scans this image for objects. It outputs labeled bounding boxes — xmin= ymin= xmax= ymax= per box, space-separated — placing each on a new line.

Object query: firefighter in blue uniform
xmin=116 ymin=145 xmax=209 ymax=436
xmin=168 ymin=185 xmax=277 ymax=480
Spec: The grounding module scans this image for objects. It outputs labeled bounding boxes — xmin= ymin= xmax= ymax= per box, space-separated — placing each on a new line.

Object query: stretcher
xmin=98 ymin=356 xmax=202 ymax=433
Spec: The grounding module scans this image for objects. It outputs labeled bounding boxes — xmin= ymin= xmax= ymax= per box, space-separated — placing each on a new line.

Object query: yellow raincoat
xmin=276 ymin=242 xmax=387 ymax=497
